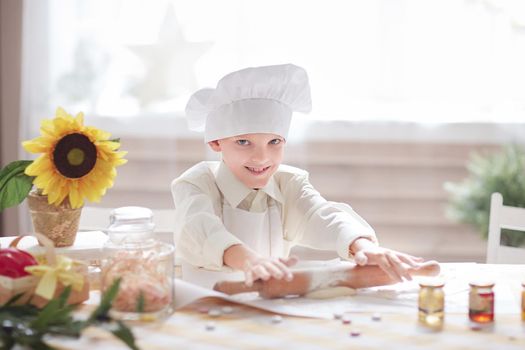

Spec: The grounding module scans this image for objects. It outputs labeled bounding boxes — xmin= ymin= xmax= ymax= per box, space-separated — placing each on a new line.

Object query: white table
xmin=47 ymin=263 xmax=525 ymax=350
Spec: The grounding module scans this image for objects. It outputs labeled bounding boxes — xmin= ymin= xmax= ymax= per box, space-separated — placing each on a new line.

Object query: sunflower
xmin=22 ymin=107 xmax=127 ymax=209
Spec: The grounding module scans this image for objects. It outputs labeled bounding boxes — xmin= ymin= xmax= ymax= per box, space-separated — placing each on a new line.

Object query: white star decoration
xmin=128 ymin=5 xmax=212 ymax=107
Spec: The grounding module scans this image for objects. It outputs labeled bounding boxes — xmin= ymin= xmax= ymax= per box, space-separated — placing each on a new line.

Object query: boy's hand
xmin=223 ymin=244 xmax=298 ymax=286
xmin=243 ymin=256 xmax=298 ymax=287
xmin=350 ymin=238 xmax=424 ymax=282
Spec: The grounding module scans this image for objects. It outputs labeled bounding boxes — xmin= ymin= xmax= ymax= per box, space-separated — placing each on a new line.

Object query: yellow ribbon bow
xmin=25 ymin=255 xmax=85 ymax=300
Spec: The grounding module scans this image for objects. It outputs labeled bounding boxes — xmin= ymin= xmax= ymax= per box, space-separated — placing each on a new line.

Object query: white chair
xmin=486 ymin=192 xmax=525 ymax=264
xmin=79 ymin=206 xmax=176 ymax=246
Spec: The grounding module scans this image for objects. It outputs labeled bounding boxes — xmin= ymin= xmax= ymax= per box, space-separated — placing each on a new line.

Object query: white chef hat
xmin=185 ymin=64 xmax=311 ymax=142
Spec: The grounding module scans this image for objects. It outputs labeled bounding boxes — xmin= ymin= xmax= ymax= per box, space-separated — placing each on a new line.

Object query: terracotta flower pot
xmin=26 ymin=190 xmax=82 ymax=247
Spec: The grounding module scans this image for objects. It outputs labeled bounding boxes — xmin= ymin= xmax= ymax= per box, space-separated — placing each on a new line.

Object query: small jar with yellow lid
xmin=418 ymin=279 xmax=445 ymax=329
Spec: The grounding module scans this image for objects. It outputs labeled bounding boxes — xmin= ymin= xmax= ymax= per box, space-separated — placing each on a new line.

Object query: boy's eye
xmin=236 ymin=139 xmax=249 ymax=146
xmin=269 ymin=139 xmax=282 ymax=145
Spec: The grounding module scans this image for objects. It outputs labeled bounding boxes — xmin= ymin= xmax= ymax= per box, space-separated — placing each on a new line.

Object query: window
xmin=22 ymin=0 xmax=525 ymax=138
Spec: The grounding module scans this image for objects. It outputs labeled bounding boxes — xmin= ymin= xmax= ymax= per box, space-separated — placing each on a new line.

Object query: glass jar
xmin=468 ymin=281 xmax=495 ymax=323
xmin=418 ymin=279 xmax=445 ymax=329
xmin=101 ymin=206 xmax=175 ymax=321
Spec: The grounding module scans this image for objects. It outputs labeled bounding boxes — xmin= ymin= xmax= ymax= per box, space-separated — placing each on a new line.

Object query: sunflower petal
xmin=98 ymin=140 xmax=120 ymax=151
xmin=46 ymin=180 xmax=63 ymax=204
xmin=74 ymin=112 xmax=84 ymax=127
xmin=40 ymin=119 xmax=57 ymax=137
xmin=55 ymin=107 xmax=68 ymax=118
xmin=25 ymin=156 xmax=49 ymax=176
xmin=22 ymin=137 xmax=51 ymax=153
xmin=86 ymin=127 xmax=111 ymax=141
xmin=68 ymin=186 xmax=83 ymax=209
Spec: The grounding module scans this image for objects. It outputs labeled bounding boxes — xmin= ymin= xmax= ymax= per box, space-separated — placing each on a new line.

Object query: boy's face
xmin=208 ymin=133 xmax=286 ymax=189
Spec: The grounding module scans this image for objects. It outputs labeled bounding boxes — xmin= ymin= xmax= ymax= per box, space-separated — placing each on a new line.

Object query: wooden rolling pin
xmin=213 ymin=260 xmax=440 ymax=298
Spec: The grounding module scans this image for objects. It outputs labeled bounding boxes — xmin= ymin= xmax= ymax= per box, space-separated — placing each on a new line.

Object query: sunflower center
xmin=67 ymin=148 xmax=85 ymax=166
xmin=53 ymin=133 xmax=97 ymax=178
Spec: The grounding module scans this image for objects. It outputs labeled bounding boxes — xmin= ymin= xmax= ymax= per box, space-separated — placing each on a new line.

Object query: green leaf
xmin=84 ymin=278 xmax=141 ymax=349
xmin=30 ymin=299 xmax=61 ymax=330
xmin=0 ymin=330 xmax=15 ymax=349
xmin=4 ymin=293 xmax=25 ymax=307
xmin=87 ymin=278 xmax=121 ymax=324
xmin=31 ymin=286 xmax=73 ymax=330
xmin=136 ymin=291 xmax=145 ymax=313
xmin=108 ymin=321 xmax=140 ymax=350
xmin=0 ymin=160 xmax=34 ymax=212
xmin=57 ymin=285 xmax=72 ymax=308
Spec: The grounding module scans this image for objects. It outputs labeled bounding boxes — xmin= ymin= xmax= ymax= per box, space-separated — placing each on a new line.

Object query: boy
xmin=172 ymin=64 xmax=423 ymax=289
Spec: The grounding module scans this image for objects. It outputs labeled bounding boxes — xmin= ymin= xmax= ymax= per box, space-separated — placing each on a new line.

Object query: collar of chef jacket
xmin=214 ymin=161 xmax=284 ymax=209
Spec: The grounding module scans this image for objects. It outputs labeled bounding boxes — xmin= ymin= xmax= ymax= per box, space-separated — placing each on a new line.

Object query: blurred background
xmin=2 ymin=0 xmax=525 ymax=262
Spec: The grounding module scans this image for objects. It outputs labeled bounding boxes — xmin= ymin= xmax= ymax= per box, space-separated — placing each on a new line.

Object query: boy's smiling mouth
xmin=245 ymin=166 xmax=271 ymax=175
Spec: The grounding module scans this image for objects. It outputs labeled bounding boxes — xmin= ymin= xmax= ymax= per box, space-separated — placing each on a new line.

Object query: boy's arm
xmin=282 ymin=171 xmax=377 ymax=257
xmin=280 ymin=170 xmax=422 ymax=282
xmin=172 ymin=178 xmax=243 ymax=270
xmin=223 ymin=244 xmax=258 ymax=270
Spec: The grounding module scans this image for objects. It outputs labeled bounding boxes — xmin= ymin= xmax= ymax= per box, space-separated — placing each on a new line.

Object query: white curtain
xmin=17 ymin=0 xmax=51 ymax=232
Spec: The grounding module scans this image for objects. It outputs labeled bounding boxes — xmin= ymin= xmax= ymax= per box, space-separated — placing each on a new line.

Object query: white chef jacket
xmin=171 ymin=161 xmax=377 ymax=271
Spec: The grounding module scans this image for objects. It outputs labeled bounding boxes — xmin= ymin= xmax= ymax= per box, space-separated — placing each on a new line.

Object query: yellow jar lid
xmin=418 ymin=277 xmax=445 ymax=288
xmin=468 ymin=280 xmax=495 ymax=288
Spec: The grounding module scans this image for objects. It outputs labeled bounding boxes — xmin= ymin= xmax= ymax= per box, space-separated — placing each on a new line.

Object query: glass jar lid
xmin=108 ymin=206 xmax=155 ymax=243
xmin=418 ymin=277 xmax=445 ymax=288
xmin=468 ymin=280 xmax=495 ymax=288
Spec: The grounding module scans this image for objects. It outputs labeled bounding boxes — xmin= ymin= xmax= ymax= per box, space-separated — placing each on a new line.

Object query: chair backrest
xmin=486 ymin=192 xmax=525 ymax=264
xmin=79 ymin=206 xmax=176 ymax=245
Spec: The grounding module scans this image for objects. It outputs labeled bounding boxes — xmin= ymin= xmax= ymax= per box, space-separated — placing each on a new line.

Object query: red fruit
xmin=0 ymin=248 xmax=38 ymax=278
